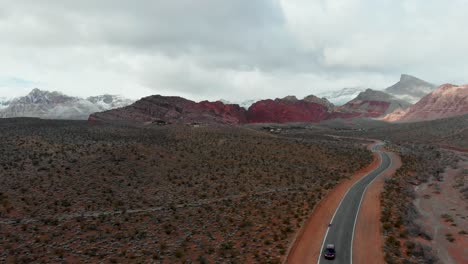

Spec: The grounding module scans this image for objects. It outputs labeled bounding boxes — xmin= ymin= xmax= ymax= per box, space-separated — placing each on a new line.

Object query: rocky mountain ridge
xmin=383 ymin=84 xmax=468 ymax=122
xmin=385 ymin=74 xmax=437 ymax=104
xmin=0 ymin=89 xmax=133 ymax=120
xmin=89 ymin=91 xmax=407 ymax=125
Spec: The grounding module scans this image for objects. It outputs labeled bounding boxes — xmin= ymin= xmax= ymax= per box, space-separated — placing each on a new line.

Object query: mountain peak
xmin=0 ymin=89 xmax=134 ymax=120
xmin=303 ymin=95 xmax=334 ymax=110
xmin=400 ymin=74 xmax=420 ymax=82
xmin=29 ymin=88 xmax=47 ymax=96
xmin=385 ymin=74 xmax=437 ymax=104
xmin=281 ymin=95 xmax=298 ymax=102
xmin=384 ymin=84 xmax=468 ymax=122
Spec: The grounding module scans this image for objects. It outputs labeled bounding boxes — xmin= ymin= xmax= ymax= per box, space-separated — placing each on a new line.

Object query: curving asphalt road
xmin=317 ymin=143 xmax=391 ymax=264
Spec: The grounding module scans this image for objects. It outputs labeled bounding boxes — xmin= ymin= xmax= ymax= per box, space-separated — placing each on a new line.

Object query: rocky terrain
xmin=0 ymin=118 xmax=372 ymax=263
xmin=91 ymin=90 xmax=410 ymax=125
xmin=385 ymin=74 xmax=437 ymax=104
xmin=246 ymin=96 xmax=333 ymax=123
xmin=0 ymin=89 xmax=133 ymax=120
xmin=90 ymin=95 xmax=248 ymax=125
xmin=384 ymin=84 xmax=468 ymax=122
xmin=334 ymin=89 xmax=411 ymax=118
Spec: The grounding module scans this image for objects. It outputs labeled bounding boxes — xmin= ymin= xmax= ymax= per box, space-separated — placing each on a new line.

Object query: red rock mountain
xmin=89 ymin=90 xmax=416 ymax=125
xmin=383 ymin=84 xmax=468 ymax=122
xmin=90 ymin=94 xmax=336 ymax=124
xmin=246 ymin=96 xmax=333 ymax=123
xmin=89 ymin=95 xmax=247 ymax=125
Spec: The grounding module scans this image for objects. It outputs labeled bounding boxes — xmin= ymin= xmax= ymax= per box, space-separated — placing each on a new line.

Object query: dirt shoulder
xmin=286 ymin=143 xmax=381 ymax=263
xmin=353 ymin=152 xmax=401 ymax=264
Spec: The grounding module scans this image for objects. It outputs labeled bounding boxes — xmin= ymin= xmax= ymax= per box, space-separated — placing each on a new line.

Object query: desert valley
xmin=0 ymin=74 xmax=467 ymax=263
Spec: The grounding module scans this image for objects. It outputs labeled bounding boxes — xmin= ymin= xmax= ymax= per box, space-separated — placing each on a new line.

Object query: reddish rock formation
xmin=89 ymin=89 xmax=417 ymax=125
xmin=89 ymin=95 xmax=247 ymax=125
xmin=383 ymin=84 xmax=468 ymax=122
xmin=246 ymin=97 xmax=331 ymax=123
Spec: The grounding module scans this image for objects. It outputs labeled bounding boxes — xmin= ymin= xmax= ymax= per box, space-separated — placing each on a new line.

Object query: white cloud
xmin=0 ymin=0 xmax=467 ymax=100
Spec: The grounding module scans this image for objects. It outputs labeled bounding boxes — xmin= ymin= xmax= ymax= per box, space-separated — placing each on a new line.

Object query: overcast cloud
xmin=0 ymin=0 xmax=467 ymax=101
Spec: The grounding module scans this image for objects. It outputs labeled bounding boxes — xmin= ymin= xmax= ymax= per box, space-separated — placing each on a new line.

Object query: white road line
xmin=316 ymin=143 xmax=384 ymax=264
xmin=350 ymin=152 xmax=391 ymax=264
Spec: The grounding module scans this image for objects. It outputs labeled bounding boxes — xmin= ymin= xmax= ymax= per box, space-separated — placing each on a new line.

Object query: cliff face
xmin=384 ymin=84 xmax=468 ymax=122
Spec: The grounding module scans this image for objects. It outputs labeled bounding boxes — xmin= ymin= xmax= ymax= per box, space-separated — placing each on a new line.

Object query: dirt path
xmin=286 ymin=143 xmax=381 ymax=264
xmin=0 ymin=186 xmax=307 ymax=225
xmin=353 ymin=152 xmax=401 ymax=264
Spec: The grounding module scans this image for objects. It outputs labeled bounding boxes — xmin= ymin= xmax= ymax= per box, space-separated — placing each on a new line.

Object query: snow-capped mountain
xmin=0 ymin=97 xmax=12 ymax=110
xmin=385 ymin=74 xmax=437 ymax=104
xmin=219 ymin=99 xmax=260 ymax=109
xmin=87 ymin=94 xmax=134 ymax=110
xmin=318 ymin=87 xmax=367 ymax=106
xmin=0 ymin=89 xmax=134 ymax=120
xmin=333 ymin=89 xmax=412 ymax=118
xmin=383 ymin=84 xmax=468 ymax=122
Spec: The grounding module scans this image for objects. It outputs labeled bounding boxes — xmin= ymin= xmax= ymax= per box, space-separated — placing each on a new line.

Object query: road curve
xmin=317 ymin=143 xmax=391 ymax=264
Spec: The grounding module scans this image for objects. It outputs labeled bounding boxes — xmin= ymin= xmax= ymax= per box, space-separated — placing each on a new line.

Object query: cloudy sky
xmin=0 ymin=0 xmax=467 ymax=101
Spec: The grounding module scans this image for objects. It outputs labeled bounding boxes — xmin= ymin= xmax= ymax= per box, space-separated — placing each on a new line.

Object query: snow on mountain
xmin=0 ymin=97 xmax=12 ymax=110
xmin=318 ymin=87 xmax=367 ymax=106
xmin=333 ymin=88 xmax=412 ymax=118
xmin=0 ymin=89 xmax=134 ymax=120
xmin=383 ymin=84 xmax=468 ymax=122
xmin=87 ymin=94 xmax=134 ymax=111
xmin=219 ymin=99 xmax=260 ymax=109
xmin=385 ymin=74 xmax=437 ymax=104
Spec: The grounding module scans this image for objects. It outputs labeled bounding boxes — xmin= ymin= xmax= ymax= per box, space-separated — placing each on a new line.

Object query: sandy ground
xmin=413 ymin=151 xmax=468 ymax=264
xmin=286 ymin=144 xmax=381 ymax=264
xmin=353 ymin=152 xmax=401 ymax=264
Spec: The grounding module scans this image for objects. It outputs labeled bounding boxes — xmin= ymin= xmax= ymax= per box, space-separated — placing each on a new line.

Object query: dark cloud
xmin=0 ymin=0 xmax=467 ymax=100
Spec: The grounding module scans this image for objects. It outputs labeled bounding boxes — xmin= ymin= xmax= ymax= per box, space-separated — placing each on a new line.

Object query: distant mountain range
xmin=383 ymin=84 xmax=468 ymax=122
xmin=0 ymin=89 xmax=134 ymax=120
xmin=89 ymin=91 xmax=408 ymax=125
xmin=318 ymin=87 xmax=367 ymax=106
xmin=3 ymin=74 xmax=462 ymax=123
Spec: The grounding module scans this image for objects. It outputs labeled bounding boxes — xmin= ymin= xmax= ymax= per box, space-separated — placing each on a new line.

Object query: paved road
xmin=318 ymin=143 xmax=391 ymax=264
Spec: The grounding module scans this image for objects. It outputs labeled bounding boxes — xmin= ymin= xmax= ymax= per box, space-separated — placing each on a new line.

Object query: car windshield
xmin=326 ymin=248 xmax=335 ymax=253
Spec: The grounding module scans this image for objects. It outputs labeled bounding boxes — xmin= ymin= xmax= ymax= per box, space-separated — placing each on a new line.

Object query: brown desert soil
xmin=353 ymin=152 xmax=401 ymax=264
xmin=413 ymin=152 xmax=468 ymax=264
xmin=286 ymin=143 xmax=381 ymax=264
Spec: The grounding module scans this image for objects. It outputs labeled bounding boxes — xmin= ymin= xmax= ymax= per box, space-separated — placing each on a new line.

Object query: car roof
xmin=326 ymin=244 xmax=335 ymax=249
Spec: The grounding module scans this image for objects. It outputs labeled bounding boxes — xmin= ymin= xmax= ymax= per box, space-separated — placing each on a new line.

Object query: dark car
xmin=323 ymin=244 xmax=336 ymax=260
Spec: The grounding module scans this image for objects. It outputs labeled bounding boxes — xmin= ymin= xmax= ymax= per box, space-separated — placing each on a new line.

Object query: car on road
xmin=323 ymin=244 xmax=336 ymax=260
